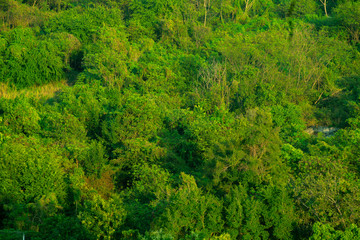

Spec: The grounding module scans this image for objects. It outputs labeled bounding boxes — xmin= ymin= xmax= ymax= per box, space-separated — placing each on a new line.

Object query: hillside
xmin=0 ymin=0 xmax=360 ymax=239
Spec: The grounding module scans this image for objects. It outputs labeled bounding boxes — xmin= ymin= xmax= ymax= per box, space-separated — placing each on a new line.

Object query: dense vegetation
xmin=0 ymin=0 xmax=360 ymax=239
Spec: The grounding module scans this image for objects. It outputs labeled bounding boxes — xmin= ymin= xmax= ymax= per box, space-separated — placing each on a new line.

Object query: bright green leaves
xmin=224 ymin=184 xmax=246 ymax=238
xmin=0 ymin=96 xmax=41 ymax=135
xmin=242 ymin=108 xmax=286 ymax=185
xmin=261 ymin=186 xmax=295 ymax=239
xmin=102 ymin=93 xmax=162 ymax=153
xmin=310 ymin=222 xmax=360 ymax=240
xmin=120 ymin=164 xmax=172 ymax=234
xmin=217 ymin=23 xmax=347 ymax=113
xmin=0 ymin=0 xmax=360 ymax=238
xmin=43 ymin=6 xmax=124 ymax=44
xmin=78 ymin=193 xmax=126 ymax=240
xmin=224 ymin=184 xmax=295 ymax=239
xmin=82 ymin=27 xmax=129 ymax=87
xmin=40 ymin=110 xmax=87 ymax=144
xmin=98 ymin=93 xmax=164 ymax=190
xmin=0 ymin=138 xmax=66 ymax=203
xmin=160 ymin=106 xmax=287 ymax=190
xmin=292 ymin=141 xmax=360 ymax=227
xmin=157 ymin=173 xmax=223 ymax=238
xmin=48 ymin=32 xmax=81 ymax=69
xmin=53 ymin=82 xmax=108 ymax=138
xmin=131 ymin=163 xmax=172 ymax=204
xmin=335 ymin=2 xmax=360 ymax=43
xmin=127 ymin=0 xmax=181 ymax=40
xmin=281 ymin=143 xmax=304 ymax=173
xmin=0 ymin=28 xmax=64 ymax=88
xmin=0 ymin=137 xmax=67 ymax=231
xmin=78 ymin=140 xmax=108 ymax=177
xmin=272 ymin=103 xmax=306 ymax=145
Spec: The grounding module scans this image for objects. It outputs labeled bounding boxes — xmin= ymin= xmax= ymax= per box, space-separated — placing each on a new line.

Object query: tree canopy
xmin=0 ymin=0 xmax=360 ymax=239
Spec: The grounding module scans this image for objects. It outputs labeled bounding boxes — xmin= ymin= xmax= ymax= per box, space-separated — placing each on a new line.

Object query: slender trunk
xmin=203 ymin=0 xmax=210 ymax=27
xmin=220 ymin=0 xmax=224 ymax=24
xmin=245 ymin=0 xmax=255 ymax=15
xmin=320 ymin=0 xmax=328 ymax=17
xmin=204 ymin=0 xmax=207 ymax=26
xmin=324 ymin=0 xmax=328 ymax=17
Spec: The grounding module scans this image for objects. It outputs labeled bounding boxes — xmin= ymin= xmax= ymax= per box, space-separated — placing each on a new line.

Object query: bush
xmin=0 ymin=28 xmax=64 ymax=88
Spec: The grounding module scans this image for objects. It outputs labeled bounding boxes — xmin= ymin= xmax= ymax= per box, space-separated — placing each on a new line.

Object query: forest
xmin=0 ymin=0 xmax=360 ymax=239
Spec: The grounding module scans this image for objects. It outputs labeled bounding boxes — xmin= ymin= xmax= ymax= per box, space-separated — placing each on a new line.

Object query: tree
xmin=319 ymin=0 xmax=328 ymax=17
xmin=78 ymin=194 xmax=126 ymax=240
xmin=335 ymin=2 xmax=360 ymax=43
xmin=0 ymin=137 xmax=67 ymax=231
xmin=310 ymin=222 xmax=360 ymax=240
xmin=156 ymin=173 xmax=224 ymax=238
xmin=0 ymin=28 xmax=64 ymax=88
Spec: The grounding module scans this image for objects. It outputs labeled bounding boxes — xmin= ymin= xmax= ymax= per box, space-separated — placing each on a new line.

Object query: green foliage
xmin=335 ymin=2 xmax=360 ymax=43
xmin=0 ymin=137 xmax=67 ymax=231
xmin=272 ymin=103 xmax=307 ymax=145
xmin=281 ymin=143 xmax=304 ymax=173
xmin=78 ymin=193 xmax=126 ymax=240
xmin=224 ymin=184 xmax=246 ymax=238
xmin=43 ymin=6 xmax=124 ymax=44
xmin=131 ymin=163 xmax=172 ymax=203
xmin=141 ymin=229 xmax=174 ymax=240
xmin=292 ymin=141 xmax=360 ymax=227
xmin=38 ymin=215 xmax=92 ymax=240
xmin=260 ymin=185 xmax=295 ymax=239
xmin=0 ymin=28 xmax=64 ymax=88
xmin=1 ymin=0 xmax=360 ymax=239
xmin=101 ymin=93 xmax=162 ymax=160
xmin=40 ymin=110 xmax=87 ymax=143
xmin=82 ymin=26 xmax=129 ymax=86
xmin=224 ymin=184 xmax=295 ymax=239
xmin=277 ymin=0 xmax=318 ymax=17
xmin=310 ymin=222 xmax=360 ymax=240
xmin=0 ymin=96 xmax=41 ymax=135
xmin=79 ymin=140 xmax=107 ymax=177
xmin=48 ymin=32 xmax=81 ymax=69
xmin=51 ymin=82 xmax=108 ymax=137
xmin=156 ymin=173 xmax=224 ymax=238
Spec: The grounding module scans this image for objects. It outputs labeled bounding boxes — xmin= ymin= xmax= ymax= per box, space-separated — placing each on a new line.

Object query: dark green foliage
xmin=292 ymin=141 xmax=360 ymax=227
xmin=42 ymin=6 xmax=124 ymax=44
xmin=120 ymin=164 xmax=172 ymax=234
xmin=0 ymin=96 xmax=41 ymax=135
xmin=0 ymin=0 xmax=360 ymax=238
xmin=82 ymin=26 xmax=129 ymax=86
xmin=78 ymin=140 xmax=107 ymax=176
xmin=335 ymin=2 xmax=360 ymax=43
xmin=78 ymin=193 xmax=126 ymax=240
xmin=51 ymin=82 xmax=108 ymax=137
xmin=0 ymin=136 xmax=67 ymax=231
xmin=277 ymin=0 xmax=319 ymax=17
xmin=38 ymin=215 xmax=92 ymax=240
xmin=271 ymin=103 xmax=307 ymax=145
xmin=224 ymin=184 xmax=246 ymax=238
xmin=310 ymin=222 xmax=360 ymax=240
xmin=155 ymin=173 xmax=224 ymax=238
xmin=40 ymin=110 xmax=87 ymax=143
xmin=0 ymin=28 xmax=64 ymax=88
xmin=101 ymin=93 xmax=162 ymax=158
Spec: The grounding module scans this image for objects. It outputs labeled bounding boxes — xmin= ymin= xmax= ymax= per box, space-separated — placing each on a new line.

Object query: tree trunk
xmin=204 ymin=0 xmax=207 ymax=26
xmin=320 ymin=0 xmax=328 ymax=17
